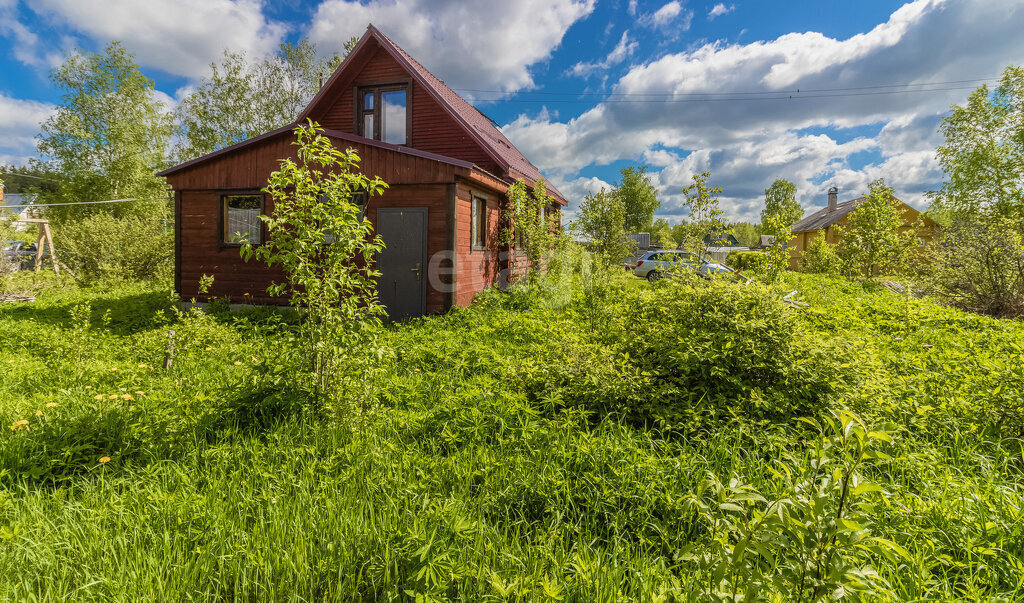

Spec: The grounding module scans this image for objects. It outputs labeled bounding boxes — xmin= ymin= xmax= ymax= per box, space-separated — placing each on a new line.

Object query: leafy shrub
xmin=929 ymin=214 xmax=1024 ymax=317
xmin=803 ymin=230 xmax=842 ymax=274
xmin=56 ymin=212 xmax=172 ymax=283
xmin=511 ymin=278 xmax=856 ymax=433
xmin=725 ymin=250 xmax=763 ymax=270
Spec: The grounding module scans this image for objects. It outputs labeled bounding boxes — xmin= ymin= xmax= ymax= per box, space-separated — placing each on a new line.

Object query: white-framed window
xmin=471 ymin=196 xmax=487 ymax=249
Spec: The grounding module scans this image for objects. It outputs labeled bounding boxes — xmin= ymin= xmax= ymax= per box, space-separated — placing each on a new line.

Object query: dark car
xmin=2 ymin=240 xmax=39 ymax=270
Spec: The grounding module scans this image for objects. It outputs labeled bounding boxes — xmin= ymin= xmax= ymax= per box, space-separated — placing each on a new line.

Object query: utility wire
xmin=12 ymin=197 xmax=169 ymax=208
xmin=453 ymin=77 xmax=999 ymax=99
xmin=0 ymin=172 xmax=62 ymax=182
xmin=462 ymin=85 xmax=983 ymax=104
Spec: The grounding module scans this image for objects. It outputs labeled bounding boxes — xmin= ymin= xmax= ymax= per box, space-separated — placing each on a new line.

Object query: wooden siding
xmin=165 ymin=130 xmax=466 ymax=192
xmin=178 ymin=184 xmax=451 ymax=313
xmin=455 ymin=182 xmax=505 ymax=307
xmin=312 ymin=43 xmax=500 ymax=175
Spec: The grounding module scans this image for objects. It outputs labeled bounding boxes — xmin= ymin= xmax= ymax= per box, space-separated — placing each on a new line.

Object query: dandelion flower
xmin=99 ymin=456 xmax=111 ymax=464
xmin=46 ymin=402 xmax=57 ymax=408
xmin=138 ymin=363 xmax=147 ymax=368
xmin=233 ymin=361 xmax=242 ymax=366
xmin=135 ymin=391 xmax=145 ymax=395
xmin=122 ymin=394 xmax=134 ymax=401
xmin=94 ymin=394 xmax=104 ymax=400
xmin=108 ymin=395 xmax=118 ymax=400
xmin=35 ymin=410 xmax=43 ymax=416
xmin=205 ymin=347 xmax=212 ymax=351
xmin=11 ymin=419 xmax=29 ymax=430
xmin=109 ymin=368 xmax=118 ymax=372
xmin=85 ymin=385 xmax=92 ymax=390
xmin=251 ymin=356 xmax=258 ymax=362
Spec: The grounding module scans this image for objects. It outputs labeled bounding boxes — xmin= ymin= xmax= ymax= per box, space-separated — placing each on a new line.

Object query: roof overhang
xmin=157 ymin=124 xmax=474 ymax=179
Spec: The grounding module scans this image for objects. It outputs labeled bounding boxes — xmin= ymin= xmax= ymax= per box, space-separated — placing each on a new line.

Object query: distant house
xmin=0 ymin=186 xmax=37 ymax=229
xmin=158 ymin=24 xmax=566 ymax=320
xmin=788 ymin=186 xmax=939 ymax=269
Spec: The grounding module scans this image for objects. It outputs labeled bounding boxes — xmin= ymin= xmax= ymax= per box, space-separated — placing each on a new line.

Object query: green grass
xmin=1 ymin=271 xmax=1022 ymax=601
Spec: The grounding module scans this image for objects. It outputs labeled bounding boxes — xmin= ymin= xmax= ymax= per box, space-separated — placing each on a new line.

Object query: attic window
xmin=359 ymin=85 xmax=408 ymax=145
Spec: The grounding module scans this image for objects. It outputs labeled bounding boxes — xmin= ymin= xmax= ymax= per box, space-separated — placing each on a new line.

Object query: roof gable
xmin=299 ymin=25 xmax=565 ymax=203
xmin=791 ymin=196 xmax=937 ymax=233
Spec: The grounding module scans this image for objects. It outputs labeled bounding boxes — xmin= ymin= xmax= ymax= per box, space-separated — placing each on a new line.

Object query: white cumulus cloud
xmin=0 ymin=94 xmax=55 ymax=166
xmin=24 ymin=0 xmax=287 ymax=78
xmin=309 ymin=0 xmax=595 ymax=93
xmin=708 ymin=3 xmax=733 ymax=19
xmin=568 ymin=30 xmax=638 ymax=77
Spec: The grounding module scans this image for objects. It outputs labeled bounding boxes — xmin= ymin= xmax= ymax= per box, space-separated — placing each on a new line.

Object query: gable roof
xmin=790 ymin=197 xmax=865 ymax=232
xmin=299 ymin=25 xmax=565 ymax=204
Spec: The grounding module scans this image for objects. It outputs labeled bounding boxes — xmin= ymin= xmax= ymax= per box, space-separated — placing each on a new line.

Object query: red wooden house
xmin=159 ymin=24 xmax=566 ymax=319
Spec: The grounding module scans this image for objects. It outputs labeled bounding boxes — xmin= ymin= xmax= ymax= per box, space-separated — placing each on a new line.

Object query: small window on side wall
xmin=222 ymin=194 xmax=262 ymax=245
xmin=471 ymin=196 xmax=487 ymax=249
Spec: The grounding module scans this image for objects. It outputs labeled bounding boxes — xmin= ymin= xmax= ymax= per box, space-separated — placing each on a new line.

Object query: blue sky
xmin=2 ymin=0 xmax=1023 ymax=222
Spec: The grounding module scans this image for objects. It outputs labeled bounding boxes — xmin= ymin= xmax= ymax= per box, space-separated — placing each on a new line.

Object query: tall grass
xmin=0 ymin=270 xmax=1022 ymax=600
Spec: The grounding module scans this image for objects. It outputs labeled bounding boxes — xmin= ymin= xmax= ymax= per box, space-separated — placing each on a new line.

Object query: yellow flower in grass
xmin=108 ymin=395 xmax=118 ymax=400
xmin=93 ymin=394 xmax=104 ymax=400
xmin=99 ymin=456 xmax=111 ymax=464
xmin=85 ymin=385 xmax=92 ymax=390
xmin=10 ymin=419 xmax=29 ymax=431
xmin=121 ymin=394 xmax=134 ymax=401
xmin=138 ymin=363 xmax=147 ymax=368
xmin=135 ymin=391 xmax=145 ymax=395
xmin=233 ymin=361 xmax=242 ymax=366
xmin=35 ymin=410 xmax=42 ymax=416
xmin=205 ymin=347 xmax=212 ymax=351
xmin=46 ymin=402 xmax=57 ymax=408
xmin=109 ymin=368 xmax=118 ymax=372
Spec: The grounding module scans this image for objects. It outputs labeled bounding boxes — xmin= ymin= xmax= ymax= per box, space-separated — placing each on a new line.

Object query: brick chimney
xmin=827 ymin=186 xmax=838 ymax=212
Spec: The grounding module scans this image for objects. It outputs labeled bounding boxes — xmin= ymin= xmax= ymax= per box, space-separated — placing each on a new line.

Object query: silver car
xmin=633 ymin=250 xmax=734 ymax=282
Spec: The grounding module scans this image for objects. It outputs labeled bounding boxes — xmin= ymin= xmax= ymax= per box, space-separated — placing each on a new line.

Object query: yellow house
xmin=789 ymin=187 xmax=939 ymax=270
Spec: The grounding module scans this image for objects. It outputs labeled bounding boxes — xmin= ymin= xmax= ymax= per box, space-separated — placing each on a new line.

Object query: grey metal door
xmin=375 ymin=208 xmax=427 ymax=320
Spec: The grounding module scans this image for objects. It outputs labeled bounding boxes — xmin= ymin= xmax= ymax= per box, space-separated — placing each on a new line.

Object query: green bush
xmin=725 ymin=250 xmax=764 ymax=271
xmin=510 ymin=278 xmax=855 ymax=433
xmin=55 ymin=213 xmax=172 ymax=283
xmin=803 ymin=230 xmax=842 ymax=274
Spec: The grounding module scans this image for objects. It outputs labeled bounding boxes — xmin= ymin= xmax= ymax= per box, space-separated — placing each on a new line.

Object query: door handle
xmin=411 ymin=262 xmax=421 ymax=281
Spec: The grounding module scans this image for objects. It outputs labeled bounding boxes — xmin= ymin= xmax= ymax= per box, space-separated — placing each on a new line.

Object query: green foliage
xmin=572 ymin=188 xmax=635 ymax=267
xmin=929 ymin=213 xmax=1024 ymax=317
xmin=2 ymin=270 xmax=1024 ymax=600
xmin=55 ymin=213 xmax=173 ymax=283
xmin=762 ymin=178 xmax=804 ymax=228
xmin=650 ymin=217 xmax=676 ymax=248
xmin=837 ymin=179 xmax=917 ymax=277
xmin=678 ymin=170 xmax=726 ymax=254
xmin=615 ymin=164 xmax=659 ymax=232
xmin=803 ymin=230 xmax=842 ymax=275
xmin=36 ymin=41 xmax=172 ymax=225
xmin=932 ymin=65 xmax=1024 ymax=221
xmin=929 ymin=66 xmax=1024 ymax=316
xmin=509 ymin=278 xmax=853 ymax=432
xmin=175 ymin=38 xmax=348 ymax=162
xmin=503 ymin=179 xmax=565 ymax=280
xmin=725 ymin=250 xmax=763 ymax=270
xmin=729 ymin=221 xmax=761 ymax=247
xmin=242 ymin=120 xmax=387 ymax=404
xmin=755 ymin=213 xmax=795 ymax=283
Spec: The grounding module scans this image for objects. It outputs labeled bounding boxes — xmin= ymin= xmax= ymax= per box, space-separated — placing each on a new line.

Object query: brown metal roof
xmin=300 ymin=24 xmax=566 ymax=204
xmin=790 ymin=197 xmax=865 ymax=232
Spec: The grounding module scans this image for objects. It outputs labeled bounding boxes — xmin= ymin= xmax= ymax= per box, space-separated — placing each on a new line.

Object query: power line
xmin=461 ymin=84 xmax=984 ymax=104
xmin=453 ymin=77 xmax=999 ymax=99
xmin=0 ymin=172 xmax=62 ymax=183
xmin=13 ymin=197 xmax=169 ymax=208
